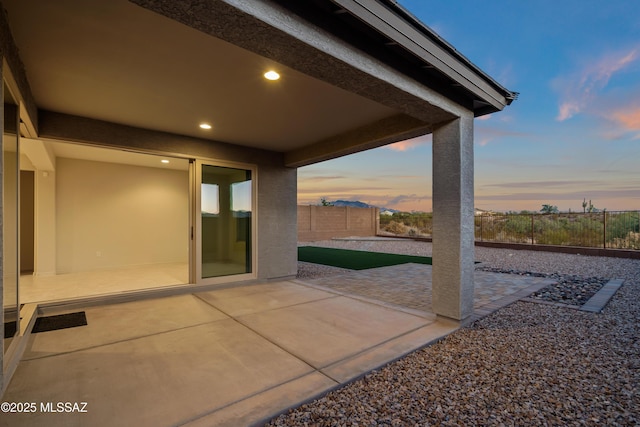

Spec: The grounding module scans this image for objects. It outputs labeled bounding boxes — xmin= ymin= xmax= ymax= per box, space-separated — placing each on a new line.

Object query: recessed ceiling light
xmin=161 ymin=159 xmax=170 ymax=164
xmin=264 ymin=70 xmax=280 ymax=81
xmin=199 ymin=123 xmax=212 ymax=130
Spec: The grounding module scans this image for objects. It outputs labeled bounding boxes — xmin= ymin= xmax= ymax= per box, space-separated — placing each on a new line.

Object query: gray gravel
xmin=297 ymin=261 xmax=352 ymax=279
xmin=476 ymin=268 xmax=608 ymax=306
xmin=270 ymin=240 xmax=640 ymax=426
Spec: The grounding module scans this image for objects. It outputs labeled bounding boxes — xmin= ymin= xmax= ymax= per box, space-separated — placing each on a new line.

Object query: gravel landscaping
xmin=269 ymin=240 xmax=640 ymax=426
xmin=477 ymin=267 xmax=609 ymax=307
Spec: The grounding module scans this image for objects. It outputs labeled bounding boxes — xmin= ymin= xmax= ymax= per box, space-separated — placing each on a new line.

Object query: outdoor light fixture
xmin=264 ymin=70 xmax=280 ymax=81
xmin=161 ymin=159 xmax=170 ymax=164
xmin=199 ymin=123 xmax=212 ymax=130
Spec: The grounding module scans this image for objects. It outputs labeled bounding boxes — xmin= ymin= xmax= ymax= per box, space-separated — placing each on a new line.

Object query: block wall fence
xmin=297 ymin=205 xmax=380 ymax=241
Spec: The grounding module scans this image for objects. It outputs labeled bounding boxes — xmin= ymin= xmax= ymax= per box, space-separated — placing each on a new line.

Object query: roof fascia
xmin=331 ymin=0 xmax=514 ymax=111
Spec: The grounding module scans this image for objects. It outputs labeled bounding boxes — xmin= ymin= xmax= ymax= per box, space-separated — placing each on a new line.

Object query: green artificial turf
xmin=298 ymin=246 xmax=433 ymax=270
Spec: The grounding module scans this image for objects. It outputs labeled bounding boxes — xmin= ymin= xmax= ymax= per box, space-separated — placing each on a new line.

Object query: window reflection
xmin=200 ymin=165 xmax=251 ymax=278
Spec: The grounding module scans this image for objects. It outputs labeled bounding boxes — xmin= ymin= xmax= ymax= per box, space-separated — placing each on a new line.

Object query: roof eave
xmin=333 ymin=0 xmax=518 ymax=113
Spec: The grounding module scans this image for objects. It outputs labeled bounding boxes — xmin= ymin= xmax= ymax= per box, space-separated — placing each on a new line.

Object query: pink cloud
xmin=609 ymin=107 xmax=640 ymax=131
xmin=386 ymin=140 xmax=421 ymax=151
xmin=557 ymin=102 xmax=581 ymax=122
xmin=556 ymin=48 xmax=639 ymax=121
xmin=385 ymin=134 xmax=432 ymax=151
xmin=599 ymin=101 xmax=640 ymax=140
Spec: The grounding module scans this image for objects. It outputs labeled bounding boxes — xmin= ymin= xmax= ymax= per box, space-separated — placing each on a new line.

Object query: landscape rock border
xmin=271 ymin=240 xmax=640 ymax=426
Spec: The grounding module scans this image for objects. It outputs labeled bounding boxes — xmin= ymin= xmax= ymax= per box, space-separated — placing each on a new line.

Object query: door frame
xmin=191 ymin=158 xmax=257 ymax=286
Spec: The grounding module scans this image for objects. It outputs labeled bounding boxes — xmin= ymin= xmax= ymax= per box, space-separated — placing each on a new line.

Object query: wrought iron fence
xmin=380 ymin=210 xmax=640 ymax=250
xmin=475 ymin=211 xmax=640 ymax=250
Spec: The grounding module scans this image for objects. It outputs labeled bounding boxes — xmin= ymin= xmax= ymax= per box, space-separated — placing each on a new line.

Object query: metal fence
xmin=380 ymin=210 xmax=640 ymax=250
xmin=475 ymin=211 xmax=640 ymax=250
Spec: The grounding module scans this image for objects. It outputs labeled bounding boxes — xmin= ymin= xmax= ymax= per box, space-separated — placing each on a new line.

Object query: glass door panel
xmin=197 ymin=162 xmax=253 ymax=282
xmin=3 ymin=83 xmax=19 ymax=352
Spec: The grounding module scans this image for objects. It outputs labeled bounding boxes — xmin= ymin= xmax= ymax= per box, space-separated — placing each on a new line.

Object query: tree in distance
xmin=540 ymin=204 xmax=559 ymax=214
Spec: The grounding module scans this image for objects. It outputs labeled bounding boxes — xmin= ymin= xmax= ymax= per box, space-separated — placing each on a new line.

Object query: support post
xmin=603 ymin=211 xmax=607 ymax=249
xmin=432 ymin=115 xmax=475 ymax=321
xmin=531 ymin=214 xmax=535 ymax=245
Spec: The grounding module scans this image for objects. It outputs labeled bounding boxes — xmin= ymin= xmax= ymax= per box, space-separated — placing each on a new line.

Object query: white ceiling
xmin=3 ymin=0 xmax=398 ymax=151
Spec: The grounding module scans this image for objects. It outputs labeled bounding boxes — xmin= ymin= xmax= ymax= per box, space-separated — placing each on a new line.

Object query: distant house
xmin=1 ymin=0 xmax=515 ymax=392
xmin=475 ymin=208 xmax=495 ymax=216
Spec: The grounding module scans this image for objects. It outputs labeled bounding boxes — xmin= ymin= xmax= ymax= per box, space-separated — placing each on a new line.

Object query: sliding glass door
xmin=195 ymin=161 xmax=254 ymax=284
xmin=3 ymin=82 xmax=20 ymax=352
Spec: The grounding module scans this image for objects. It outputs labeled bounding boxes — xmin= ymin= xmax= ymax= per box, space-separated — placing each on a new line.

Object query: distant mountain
xmin=330 ymin=200 xmax=401 ymax=213
xmin=331 ymin=200 xmax=372 ymax=208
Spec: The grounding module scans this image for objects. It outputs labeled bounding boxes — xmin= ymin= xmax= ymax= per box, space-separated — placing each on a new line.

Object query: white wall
xmin=34 ymin=170 xmax=57 ymax=276
xmin=56 ymin=157 xmax=189 ymax=273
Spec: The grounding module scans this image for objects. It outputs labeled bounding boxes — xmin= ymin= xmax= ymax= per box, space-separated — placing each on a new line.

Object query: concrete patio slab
xmin=2 ymin=318 xmax=315 ymax=427
xmin=22 ymin=294 xmax=229 ymax=360
xmin=181 ymin=371 xmax=337 ymax=427
xmin=196 ymin=281 xmax=334 ymax=317
xmin=1 ymin=265 xmax=544 ymax=426
xmin=237 ymin=295 xmax=434 ymax=369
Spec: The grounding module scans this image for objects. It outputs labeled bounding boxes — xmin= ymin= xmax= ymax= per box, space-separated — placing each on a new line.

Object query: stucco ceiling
xmin=3 ymin=0 xmax=399 ymax=152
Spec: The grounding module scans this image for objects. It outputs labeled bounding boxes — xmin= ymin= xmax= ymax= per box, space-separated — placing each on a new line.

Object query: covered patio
xmin=0 ymin=261 xmax=551 ymax=426
xmin=1 ymin=0 xmax=515 ymax=405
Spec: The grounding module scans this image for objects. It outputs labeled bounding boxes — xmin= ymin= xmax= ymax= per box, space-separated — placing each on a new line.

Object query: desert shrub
xmin=534 ymin=216 xmax=567 ymax=245
xmin=567 ymin=215 xmax=602 ymax=246
xmin=385 ymin=220 xmax=408 ymax=235
xmin=611 ymin=232 xmax=640 ymax=249
xmin=504 ymin=215 xmax=532 ymax=241
xmin=379 ymin=215 xmax=393 ymax=228
xmin=385 ymin=210 xmax=640 ymax=249
xmin=537 ymin=229 xmax=571 ymax=245
xmin=607 ymin=212 xmax=640 ymax=242
xmin=531 ymin=214 xmax=602 ymax=247
xmin=381 ymin=212 xmax=433 ymax=236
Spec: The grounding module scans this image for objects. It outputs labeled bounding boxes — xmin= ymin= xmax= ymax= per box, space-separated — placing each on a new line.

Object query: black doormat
xmin=4 ymin=321 xmax=17 ymax=339
xmin=32 ymin=312 xmax=88 ymax=333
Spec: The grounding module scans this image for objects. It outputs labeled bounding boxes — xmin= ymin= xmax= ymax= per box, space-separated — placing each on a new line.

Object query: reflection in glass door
xmin=3 ymin=82 xmax=20 ymax=352
xmin=196 ymin=162 xmax=253 ymax=282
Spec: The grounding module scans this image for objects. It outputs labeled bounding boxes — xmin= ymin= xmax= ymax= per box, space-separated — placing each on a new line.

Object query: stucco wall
xmin=257 ymin=164 xmax=298 ymax=280
xmin=298 ymin=205 xmax=379 ymax=241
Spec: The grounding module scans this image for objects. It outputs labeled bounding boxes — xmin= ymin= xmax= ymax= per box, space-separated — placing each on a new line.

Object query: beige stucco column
xmin=432 ymin=114 xmax=475 ymax=321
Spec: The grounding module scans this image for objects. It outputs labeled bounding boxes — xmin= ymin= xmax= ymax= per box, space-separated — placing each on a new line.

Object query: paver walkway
xmin=298 ymin=263 xmax=555 ymax=321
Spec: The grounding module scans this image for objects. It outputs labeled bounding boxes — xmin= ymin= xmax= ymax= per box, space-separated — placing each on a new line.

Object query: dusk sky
xmin=297 ymin=0 xmax=640 ymax=213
